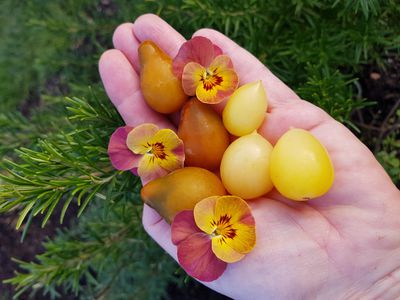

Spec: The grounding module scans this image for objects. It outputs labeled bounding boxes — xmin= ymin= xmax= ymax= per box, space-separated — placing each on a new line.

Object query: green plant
xmin=1 ymin=0 xmax=399 ymax=298
xmin=5 ymin=197 xmax=179 ymax=300
xmin=377 ymin=124 xmax=400 ymax=186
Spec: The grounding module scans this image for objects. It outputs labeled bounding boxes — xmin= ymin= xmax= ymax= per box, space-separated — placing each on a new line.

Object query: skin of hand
xmin=99 ymin=14 xmax=400 ymax=300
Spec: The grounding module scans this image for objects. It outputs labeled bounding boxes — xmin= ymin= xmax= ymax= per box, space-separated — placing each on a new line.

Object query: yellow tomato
xmin=220 ymin=132 xmax=274 ymax=199
xmin=270 ymin=128 xmax=334 ymax=201
xmin=222 ymin=81 xmax=267 ymax=136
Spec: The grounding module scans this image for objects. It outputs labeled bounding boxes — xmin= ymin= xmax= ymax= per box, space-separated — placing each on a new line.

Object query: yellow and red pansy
xmin=173 ymin=36 xmax=239 ymax=104
xmin=108 ymin=123 xmax=184 ymax=183
xmin=171 ymin=195 xmax=256 ymax=282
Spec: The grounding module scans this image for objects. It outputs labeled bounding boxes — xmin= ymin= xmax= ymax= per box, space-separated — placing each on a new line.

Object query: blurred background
xmin=0 ymin=0 xmax=399 ymax=299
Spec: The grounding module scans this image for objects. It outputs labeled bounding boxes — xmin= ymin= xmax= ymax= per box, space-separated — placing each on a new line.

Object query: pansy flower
xmin=173 ymin=36 xmax=239 ymax=104
xmin=108 ymin=123 xmax=184 ymax=183
xmin=171 ymin=195 xmax=256 ymax=282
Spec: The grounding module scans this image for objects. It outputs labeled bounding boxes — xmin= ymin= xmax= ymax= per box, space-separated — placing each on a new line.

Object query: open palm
xmin=99 ymin=14 xmax=400 ymax=299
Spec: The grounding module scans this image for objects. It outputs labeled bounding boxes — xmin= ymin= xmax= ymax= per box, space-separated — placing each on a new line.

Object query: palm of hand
xmin=99 ymin=14 xmax=400 ymax=299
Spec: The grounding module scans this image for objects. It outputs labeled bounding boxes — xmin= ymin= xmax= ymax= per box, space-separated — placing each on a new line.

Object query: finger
xmin=112 ymin=23 xmax=140 ymax=73
xmin=258 ymin=99 xmax=331 ymax=144
xmin=193 ymin=29 xmax=300 ymax=110
xmin=99 ymin=49 xmax=174 ymax=129
xmin=132 ymin=14 xmax=186 ymax=58
xmin=142 ymin=204 xmax=177 ymax=260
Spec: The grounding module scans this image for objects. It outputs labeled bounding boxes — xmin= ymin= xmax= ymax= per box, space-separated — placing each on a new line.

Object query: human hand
xmin=99 ymin=14 xmax=400 ymax=299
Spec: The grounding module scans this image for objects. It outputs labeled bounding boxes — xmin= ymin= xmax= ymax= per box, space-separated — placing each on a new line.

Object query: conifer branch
xmin=0 ymin=94 xmax=124 ymax=228
xmin=5 ymin=198 xmax=177 ymax=300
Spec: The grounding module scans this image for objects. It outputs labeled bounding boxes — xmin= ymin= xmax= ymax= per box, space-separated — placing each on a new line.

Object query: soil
xmin=0 ymin=208 xmax=78 ymax=300
xmin=0 ymin=55 xmax=398 ymax=299
xmin=352 ymin=53 xmax=400 ymax=154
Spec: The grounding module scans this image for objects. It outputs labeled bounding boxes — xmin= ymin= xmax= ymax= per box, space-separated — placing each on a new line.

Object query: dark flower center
xmin=211 ymin=214 xmax=237 ymax=243
xmin=147 ymin=142 xmax=167 ymax=159
xmin=201 ymin=68 xmax=223 ymax=91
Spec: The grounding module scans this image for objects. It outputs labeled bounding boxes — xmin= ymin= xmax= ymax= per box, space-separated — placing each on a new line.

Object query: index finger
xmin=99 ymin=14 xmax=188 ymax=129
xmin=132 ymin=14 xmax=186 ymax=63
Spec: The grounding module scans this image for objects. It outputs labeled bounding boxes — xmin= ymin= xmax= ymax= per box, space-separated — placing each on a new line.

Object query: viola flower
xmin=172 ymin=36 xmax=239 ymax=104
xmin=108 ymin=123 xmax=184 ymax=183
xmin=171 ymin=195 xmax=256 ymax=282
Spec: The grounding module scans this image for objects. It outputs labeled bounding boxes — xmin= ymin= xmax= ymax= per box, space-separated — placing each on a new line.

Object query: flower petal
xmin=212 ymin=237 xmax=245 ymax=263
xmin=171 ymin=141 xmax=185 ymax=163
xmin=108 ymin=126 xmax=141 ymax=171
xmin=152 ymin=129 xmax=183 ymax=153
xmin=213 ymin=44 xmax=223 ymax=57
xmin=137 ymin=155 xmax=169 ymax=183
xmin=196 ymin=83 xmax=219 ymax=104
xmin=177 ymin=232 xmax=227 ymax=282
xmin=214 ymin=68 xmax=239 ymax=100
xmin=215 ymin=196 xmax=256 ymax=254
xmin=209 ymin=55 xmax=234 ymax=70
xmin=195 ymin=56 xmax=239 ymax=104
xmin=156 ymin=150 xmax=183 ymax=172
xmin=173 ymin=36 xmax=219 ymax=78
xmin=148 ymin=129 xmax=185 ymax=172
xmin=181 ymin=62 xmax=205 ymax=96
xmin=193 ymin=196 xmax=219 ymax=235
xmin=190 ymin=36 xmax=217 ymax=66
xmin=215 ymin=196 xmax=254 ymax=225
xmin=171 ymin=210 xmax=199 ymax=245
xmin=224 ymin=222 xmax=256 ymax=254
xmin=126 ymin=123 xmax=159 ymax=154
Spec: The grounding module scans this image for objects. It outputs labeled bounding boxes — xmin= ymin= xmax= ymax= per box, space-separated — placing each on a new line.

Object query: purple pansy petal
xmin=213 ymin=44 xmax=223 ymax=57
xmin=108 ymin=126 xmax=141 ymax=170
xmin=130 ymin=168 xmax=138 ymax=176
xmin=173 ymin=36 xmax=220 ymax=79
xmin=177 ymin=232 xmax=227 ymax=282
xmin=171 ymin=210 xmax=199 ymax=245
xmin=172 ymin=140 xmax=185 ymax=166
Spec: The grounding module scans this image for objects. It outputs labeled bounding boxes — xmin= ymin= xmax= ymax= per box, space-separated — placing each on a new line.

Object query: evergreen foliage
xmin=1 ymin=93 xmax=122 ymax=229
xmin=1 ymin=0 xmax=399 ymax=298
xmin=5 ymin=197 xmax=178 ymax=299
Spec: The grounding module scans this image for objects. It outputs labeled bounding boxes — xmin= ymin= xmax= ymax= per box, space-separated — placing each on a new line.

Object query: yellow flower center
xmin=201 ymin=68 xmax=223 ymax=91
xmin=146 ymin=142 xmax=167 ymax=159
xmin=210 ymin=214 xmax=237 ymax=243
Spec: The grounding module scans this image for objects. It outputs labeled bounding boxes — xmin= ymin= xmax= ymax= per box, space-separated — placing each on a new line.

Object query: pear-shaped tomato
xmin=178 ymin=99 xmax=230 ymax=170
xmin=141 ymin=167 xmax=226 ymax=223
xmin=139 ymin=41 xmax=188 ymax=114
